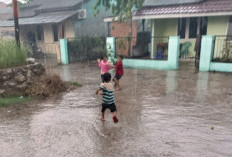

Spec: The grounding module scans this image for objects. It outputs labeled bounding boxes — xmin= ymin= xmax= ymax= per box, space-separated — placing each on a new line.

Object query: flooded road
xmin=0 ymin=62 xmax=232 ymax=157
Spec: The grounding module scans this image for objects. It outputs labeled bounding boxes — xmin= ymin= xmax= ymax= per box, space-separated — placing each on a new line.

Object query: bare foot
xmin=101 ymin=117 xmax=105 ymax=121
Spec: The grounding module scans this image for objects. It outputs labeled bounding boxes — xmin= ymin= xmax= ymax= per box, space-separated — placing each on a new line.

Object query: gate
xmin=195 ymin=35 xmax=202 ymax=69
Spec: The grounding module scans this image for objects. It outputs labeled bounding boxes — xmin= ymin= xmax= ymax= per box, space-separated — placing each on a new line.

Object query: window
xmin=200 ymin=17 xmax=208 ymax=35
xmin=227 ymin=16 xmax=232 ymax=35
xmin=62 ymin=23 xmax=65 ymax=38
xmin=178 ymin=17 xmax=208 ymax=39
xmin=36 ymin=25 xmax=44 ymax=41
xmin=189 ymin=18 xmax=198 ymax=38
xmin=178 ymin=18 xmax=186 ymax=39
xmin=52 ymin=24 xmax=58 ymax=42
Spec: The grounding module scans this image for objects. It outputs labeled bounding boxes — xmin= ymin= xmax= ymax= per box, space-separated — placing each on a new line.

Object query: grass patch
xmin=0 ymin=38 xmax=28 ymax=69
xmin=67 ymin=81 xmax=82 ymax=87
xmin=0 ymin=96 xmax=33 ymax=107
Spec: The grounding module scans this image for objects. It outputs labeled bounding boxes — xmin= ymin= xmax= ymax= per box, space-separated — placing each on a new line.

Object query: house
xmin=0 ymin=0 xmax=111 ymax=55
xmin=0 ymin=2 xmax=14 ymax=37
xmin=105 ymin=0 xmax=232 ymax=60
xmin=133 ymin=0 xmax=232 ymax=59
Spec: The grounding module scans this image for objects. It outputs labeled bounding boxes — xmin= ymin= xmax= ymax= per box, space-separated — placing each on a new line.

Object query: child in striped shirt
xmin=96 ymin=72 xmax=118 ymax=123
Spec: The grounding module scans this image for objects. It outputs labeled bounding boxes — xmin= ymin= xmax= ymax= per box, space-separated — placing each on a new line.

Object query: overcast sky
xmin=0 ymin=0 xmax=24 ymax=4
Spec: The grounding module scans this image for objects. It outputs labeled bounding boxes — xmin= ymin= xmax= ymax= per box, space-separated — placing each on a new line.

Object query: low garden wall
xmin=123 ymin=36 xmax=180 ymax=70
xmin=210 ymin=62 xmax=232 ymax=72
xmin=0 ymin=62 xmax=45 ymax=97
xmin=200 ymin=36 xmax=232 ymax=73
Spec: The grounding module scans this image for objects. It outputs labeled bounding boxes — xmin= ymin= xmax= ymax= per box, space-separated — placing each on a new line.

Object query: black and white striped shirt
xmin=100 ymin=83 xmax=115 ymax=104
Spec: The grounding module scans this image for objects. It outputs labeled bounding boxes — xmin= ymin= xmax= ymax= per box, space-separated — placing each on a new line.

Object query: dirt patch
xmin=25 ymin=74 xmax=70 ymax=98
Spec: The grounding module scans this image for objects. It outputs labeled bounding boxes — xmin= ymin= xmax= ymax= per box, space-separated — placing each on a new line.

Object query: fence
xmin=115 ymin=35 xmax=169 ymax=60
xmin=67 ymin=36 xmax=107 ymax=63
xmin=212 ymin=35 xmax=232 ymax=63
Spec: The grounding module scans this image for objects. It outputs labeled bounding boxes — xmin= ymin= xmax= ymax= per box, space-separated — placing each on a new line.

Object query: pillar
xmin=60 ymin=38 xmax=69 ymax=64
xmin=199 ymin=36 xmax=215 ymax=72
xmin=150 ymin=20 xmax=155 ymax=59
xmin=106 ymin=37 xmax=116 ymax=64
xmin=168 ymin=36 xmax=180 ymax=70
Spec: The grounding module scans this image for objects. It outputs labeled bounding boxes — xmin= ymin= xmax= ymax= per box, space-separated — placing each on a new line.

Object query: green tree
xmin=23 ymin=0 xmax=33 ymax=4
xmin=93 ymin=0 xmax=144 ymax=22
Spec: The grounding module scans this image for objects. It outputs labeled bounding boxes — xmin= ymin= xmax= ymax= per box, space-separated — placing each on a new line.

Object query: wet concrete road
xmin=0 ymin=62 xmax=232 ymax=157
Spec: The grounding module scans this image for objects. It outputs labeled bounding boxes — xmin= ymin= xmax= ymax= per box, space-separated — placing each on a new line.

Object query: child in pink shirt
xmin=97 ymin=56 xmax=112 ymax=82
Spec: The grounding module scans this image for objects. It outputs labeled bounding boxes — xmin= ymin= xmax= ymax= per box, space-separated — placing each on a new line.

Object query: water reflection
xmin=196 ymin=72 xmax=209 ymax=103
xmin=166 ymin=71 xmax=177 ymax=94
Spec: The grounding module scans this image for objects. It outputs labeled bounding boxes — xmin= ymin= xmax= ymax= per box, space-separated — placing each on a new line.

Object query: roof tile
xmin=135 ymin=0 xmax=232 ymax=16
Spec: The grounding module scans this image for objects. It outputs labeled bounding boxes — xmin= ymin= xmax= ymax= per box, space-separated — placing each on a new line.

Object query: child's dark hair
xmin=101 ymin=54 xmax=108 ymax=60
xmin=102 ymin=73 xmax=111 ymax=82
xmin=118 ymin=55 xmax=124 ymax=59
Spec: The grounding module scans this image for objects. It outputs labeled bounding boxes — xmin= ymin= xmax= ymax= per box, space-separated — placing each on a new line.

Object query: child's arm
xmin=107 ymin=61 xmax=114 ymax=69
xmin=96 ymin=88 xmax=102 ymax=95
xmin=97 ymin=59 xmax=101 ymax=67
xmin=112 ymin=62 xmax=117 ymax=69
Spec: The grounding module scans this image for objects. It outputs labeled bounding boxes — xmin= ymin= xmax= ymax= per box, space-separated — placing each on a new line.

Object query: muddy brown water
xmin=0 ymin=62 xmax=232 ymax=157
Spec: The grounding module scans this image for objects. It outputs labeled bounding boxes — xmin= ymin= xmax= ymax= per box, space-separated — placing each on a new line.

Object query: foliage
xmin=0 ymin=96 xmax=33 ymax=107
xmin=23 ymin=0 xmax=33 ymax=4
xmin=68 ymin=36 xmax=106 ymax=62
xmin=220 ymin=43 xmax=232 ymax=61
xmin=67 ymin=81 xmax=82 ymax=88
xmin=106 ymin=42 xmax=116 ymax=64
xmin=213 ymin=40 xmax=232 ymax=63
xmin=116 ymin=37 xmax=129 ymax=49
xmin=93 ymin=0 xmax=144 ymax=22
xmin=0 ymin=38 xmax=28 ymax=69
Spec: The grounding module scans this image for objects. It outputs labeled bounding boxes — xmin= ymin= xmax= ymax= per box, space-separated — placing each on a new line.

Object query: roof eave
xmin=133 ymin=11 xmax=232 ymax=20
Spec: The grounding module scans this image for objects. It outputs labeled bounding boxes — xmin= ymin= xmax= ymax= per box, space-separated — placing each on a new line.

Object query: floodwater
xmin=0 ymin=61 xmax=232 ymax=157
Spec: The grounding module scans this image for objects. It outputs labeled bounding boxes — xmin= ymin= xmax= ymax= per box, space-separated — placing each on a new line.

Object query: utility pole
xmin=13 ymin=0 xmax=20 ymax=48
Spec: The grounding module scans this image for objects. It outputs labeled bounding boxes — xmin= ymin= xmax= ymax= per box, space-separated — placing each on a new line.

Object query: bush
xmin=68 ymin=36 xmax=106 ymax=63
xmin=25 ymin=74 xmax=68 ymax=98
xmin=212 ymin=58 xmax=232 ymax=63
xmin=0 ymin=38 xmax=28 ymax=69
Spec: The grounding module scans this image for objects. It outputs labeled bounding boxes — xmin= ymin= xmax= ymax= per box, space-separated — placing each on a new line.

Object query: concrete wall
xmin=65 ymin=19 xmax=75 ymax=38
xmin=207 ymin=16 xmax=229 ymax=35
xmin=150 ymin=16 xmax=230 ymax=58
xmin=199 ymin=35 xmax=232 ymax=73
xmin=210 ymin=63 xmax=232 ymax=72
xmin=152 ymin=19 xmax=178 ymax=57
xmin=154 ymin=19 xmax=178 ymax=36
xmin=111 ymin=21 xmax=138 ymax=56
xmin=75 ymin=0 xmax=111 ymax=37
xmin=37 ymin=24 xmax=58 ymax=54
xmin=207 ymin=16 xmax=230 ymax=59
xmin=123 ymin=36 xmax=180 ymax=70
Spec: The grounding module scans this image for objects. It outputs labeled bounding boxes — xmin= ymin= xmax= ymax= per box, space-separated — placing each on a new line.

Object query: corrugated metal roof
xmin=135 ymin=0 xmax=232 ymax=17
xmin=22 ymin=0 xmax=83 ymax=11
xmin=19 ymin=0 xmax=84 ymax=18
xmin=0 ymin=8 xmax=12 ymax=14
xmin=0 ymin=11 xmax=78 ymax=27
xmin=143 ymin=0 xmax=204 ymax=7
